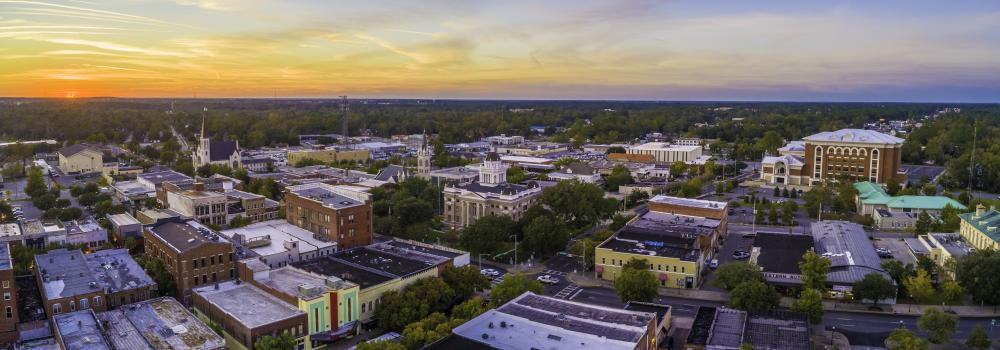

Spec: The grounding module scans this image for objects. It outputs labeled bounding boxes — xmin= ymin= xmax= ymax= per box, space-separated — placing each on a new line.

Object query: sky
xmin=1 ymin=0 xmax=999 ymax=102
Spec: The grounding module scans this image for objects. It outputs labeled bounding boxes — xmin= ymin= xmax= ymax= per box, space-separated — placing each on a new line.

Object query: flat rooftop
xmin=706 ymin=308 xmax=746 ymax=348
xmin=63 ymin=218 xmax=102 ymax=234
xmin=811 ymin=221 xmax=889 ymax=285
xmin=258 ymin=266 xmax=356 ymax=301
xmin=742 ymin=311 xmax=811 ymax=349
xmin=292 ymin=256 xmax=394 ymax=290
xmin=97 ymin=297 xmax=225 ymax=350
xmin=225 ymin=189 xmax=264 ymax=200
xmin=0 ymin=223 xmax=21 ymax=238
xmin=365 ymin=239 xmax=458 ymax=266
xmin=36 ymin=249 xmax=154 ymax=301
xmin=649 ymin=195 xmax=726 ymax=210
xmin=147 ymin=220 xmax=229 ymax=253
xmin=220 ymin=219 xmax=335 ymax=258
xmin=451 ymin=292 xmax=655 ymax=350
xmin=928 ymin=233 xmax=974 ymax=258
xmin=630 ymin=143 xmax=701 ymax=152
xmin=287 ymin=183 xmax=366 ymax=209
xmin=53 ymin=310 xmax=112 ymax=350
xmin=107 ymin=213 xmax=140 ymax=227
xmin=193 ymin=281 xmax=304 ymax=329
xmin=0 ymin=242 xmax=10 ymax=270
xmin=753 ymin=232 xmax=815 ymax=275
xmin=138 ymin=170 xmax=192 ymax=186
xmin=334 ymin=247 xmax=434 ymax=278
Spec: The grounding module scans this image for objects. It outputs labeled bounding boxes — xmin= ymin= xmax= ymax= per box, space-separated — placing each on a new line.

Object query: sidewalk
xmin=566 ymin=272 xmax=1000 ymax=317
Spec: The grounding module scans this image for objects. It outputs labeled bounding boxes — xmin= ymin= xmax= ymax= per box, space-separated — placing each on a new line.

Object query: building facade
xmin=0 ymin=244 xmax=16 ymax=345
xmin=144 ymin=220 xmax=238 ymax=304
xmin=626 ymin=143 xmax=703 ymax=164
xmin=192 ymin=115 xmax=242 ymax=169
xmin=35 ymin=249 xmax=157 ymax=317
xmin=57 ymin=144 xmax=103 ymax=174
xmin=761 ymin=129 xmax=904 ymax=186
xmin=165 ymin=182 xmax=229 ymax=226
xmin=284 ymin=183 xmax=374 ymax=249
xmin=441 ymin=152 xmax=543 ymax=229
xmin=958 ymin=205 xmax=1000 ymax=251
xmin=192 ymin=281 xmax=309 ymax=350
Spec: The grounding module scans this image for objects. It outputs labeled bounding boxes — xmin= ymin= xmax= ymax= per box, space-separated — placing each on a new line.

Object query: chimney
xmin=976 ymin=204 xmax=987 ymax=217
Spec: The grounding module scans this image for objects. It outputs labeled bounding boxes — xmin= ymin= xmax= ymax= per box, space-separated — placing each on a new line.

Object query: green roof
xmin=959 ymin=208 xmax=1000 ymax=244
xmin=854 ymin=181 xmax=967 ymax=210
xmin=854 ymin=181 xmax=891 ymax=205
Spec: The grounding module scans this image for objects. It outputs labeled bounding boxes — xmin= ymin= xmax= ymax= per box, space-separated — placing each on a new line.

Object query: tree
xmin=773 ymin=186 xmax=780 ymax=197
xmin=539 ymin=180 xmax=617 ymax=229
xmin=399 ymin=312 xmax=458 ymax=350
xmin=489 ymin=273 xmax=544 ymax=308
xmin=755 ymin=206 xmax=765 ymax=225
xmin=506 ymin=167 xmax=527 ymax=183
xmin=440 ymin=265 xmax=489 ymax=301
xmin=729 ymin=280 xmax=780 ymax=313
xmin=791 ymin=288 xmax=823 ymax=324
xmin=254 ymin=333 xmax=296 ymax=350
xmin=460 ymin=215 xmax=516 ymax=257
xmin=228 ymin=215 xmax=251 ymax=228
xmin=376 ymin=277 xmax=456 ymax=331
xmin=767 ymin=205 xmax=778 ymax=224
xmin=615 ymin=259 xmax=659 ymax=303
xmin=887 ymin=178 xmax=902 ymax=196
xmin=522 ymin=216 xmax=570 ymax=258
xmin=853 ymin=273 xmax=895 ymax=307
xmin=921 ymin=183 xmax=937 ymax=196
xmin=938 ymin=280 xmax=964 ymax=306
xmin=605 ymin=165 xmax=634 ymax=192
xmin=669 ymin=161 xmax=687 ymax=179
xmin=887 ymin=327 xmax=928 ymax=350
xmin=965 ymin=325 xmax=991 ymax=350
xmin=914 ymin=211 xmax=932 ymax=236
xmin=917 ymin=307 xmax=957 ymax=344
xmin=25 ymin=166 xmax=47 ymax=197
xmin=956 ymin=248 xmax=1000 ymax=305
xmin=799 ymin=250 xmax=831 ymax=292
xmin=903 ymin=269 xmax=935 ymax=304
xmin=710 ymin=262 xmax=763 ymax=291
xmin=356 ymin=341 xmax=406 ymax=350
xmin=450 ymin=296 xmax=488 ymax=321
xmin=137 ymin=257 xmax=177 ymax=297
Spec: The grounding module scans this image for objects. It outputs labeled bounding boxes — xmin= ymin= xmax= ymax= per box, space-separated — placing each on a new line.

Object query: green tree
xmin=25 ymin=166 xmax=47 ymax=197
xmin=853 ymin=273 xmax=895 ymax=307
xmin=669 ymin=161 xmax=687 ymax=179
xmin=886 ymin=178 xmax=902 ymax=196
xmin=729 ymin=280 xmax=780 ymax=313
xmin=710 ymin=262 xmax=763 ymax=291
xmin=460 ymin=215 xmax=516 ymax=257
xmin=440 ymin=265 xmax=489 ymax=301
xmin=903 ymin=269 xmax=935 ymax=304
xmin=522 ymin=216 xmax=570 ymax=258
xmin=400 ymin=312 xmax=462 ymax=350
xmin=356 ymin=340 xmax=406 ymax=350
xmin=956 ymin=248 xmax=1000 ymax=305
xmin=914 ymin=211 xmax=932 ymax=236
xmin=767 ymin=205 xmax=778 ymax=224
xmin=376 ymin=277 xmax=456 ymax=331
xmin=506 ymin=167 xmax=527 ymax=183
xmin=799 ymin=250 xmax=831 ymax=292
xmin=921 ymin=183 xmax=937 ymax=196
xmin=917 ymin=307 xmax=957 ymax=344
xmin=539 ymin=180 xmax=617 ymax=229
xmin=450 ymin=296 xmax=488 ymax=321
xmin=938 ymin=280 xmax=965 ymax=306
xmin=887 ymin=327 xmax=928 ymax=350
xmin=137 ymin=257 xmax=177 ymax=297
xmin=773 ymin=186 xmax=781 ymax=197
xmin=254 ymin=333 xmax=296 ymax=350
xmin=228 ymin=215 xmax=251 ymax=228
xmin=614 ymin=259 xmax=659 ymax=303
xmin=605 ymin=164 xmax=634 ymax=192
xmin=790 ymin=288 xmax=824 ymax=324
xmin=489 ymin=273 xmax=544 ymax=308
xmin=965 ymin=325 xmax=991 ymax=350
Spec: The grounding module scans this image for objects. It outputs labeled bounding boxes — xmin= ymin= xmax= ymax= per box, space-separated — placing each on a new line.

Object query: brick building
xmin=192 ymin=281 xmax=308 ymax=350
xmin=34 ymin=249 xmax=156 ymax=317
xmin=284 ymin=183 xmax=374 ymax=249
xmin=761 ymin=129 xmax=903 ymax=186
xmin=144 ymin=219 xmax=237 ymax=304
xmin=0 ymin=244 xmax=16 ymax=345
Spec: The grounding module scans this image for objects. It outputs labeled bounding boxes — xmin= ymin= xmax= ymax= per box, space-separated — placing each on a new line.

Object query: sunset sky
xmin=1 ymin=0 xmax=999 ymax=101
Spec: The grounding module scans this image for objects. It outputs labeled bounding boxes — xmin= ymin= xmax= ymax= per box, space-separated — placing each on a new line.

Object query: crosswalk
xmin=542 ymin=270 xmax=567 ymax=276
xmin=554 ymin=284 xmax=580 ymax=299
xmin=490 ymin=273 xmax=509 ymax=286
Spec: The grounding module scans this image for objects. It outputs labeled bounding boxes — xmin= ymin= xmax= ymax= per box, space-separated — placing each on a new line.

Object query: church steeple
xmin=417 ymin=129 xmax=432 ymax=175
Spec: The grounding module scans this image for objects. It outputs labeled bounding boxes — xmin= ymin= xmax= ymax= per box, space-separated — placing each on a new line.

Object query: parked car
xmin=480 ymin=268 xmax=501 ymax=278
xmin=536 ymin=275 xmax=560 ymax=285
xmin=709 ymin=259 xmax=719 ymax=269
xmin=876 ymin=247 xmax=893 ymax=258
xmin=732 ymin=251 xmax=751 ymax=260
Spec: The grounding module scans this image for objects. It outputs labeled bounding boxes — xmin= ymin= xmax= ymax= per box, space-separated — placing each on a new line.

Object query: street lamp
xmin=510 ymin=234 xmax=518 ymax=268
xmin=478 ymin=253 xmax=490 ymax=269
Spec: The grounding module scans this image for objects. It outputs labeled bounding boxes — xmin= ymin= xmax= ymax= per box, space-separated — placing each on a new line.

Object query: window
xmin=3 ymin=292 xmax=8 ymax=301
xmin=192 ymin=260 xmax=198 ymax=269
xmin=192 ymin=277 xmax=199 ymax=286
xmin=602 ymin=258 xmax=606 ymax=264
xmin=2 ymin=281 xmax=7 ymax=288
xmin=80 ymin=298 xmax=88 ymax=309
xmin=53 ymin=304 xmax=62 ymax=314
xmin=69 ymin=301 xmax=75 ymax=311
xmin=94 ymin=296 xmax=101 ymax=306
xmin=210 ymin=256 xmax=215 ymax=265
xmin=361 ymin=303 xmax=366 ymax=313
xmin=5 ymin=306 xmax=11 ymax=319
xmin=682 ymin=266 xmax=686 ymax=273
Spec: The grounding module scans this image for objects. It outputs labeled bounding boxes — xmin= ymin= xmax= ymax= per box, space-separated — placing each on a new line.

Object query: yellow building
xmin=58 ymin=144 xmax=103 ymax=174
xmin=917 ymin=233 xmax=973 ymax=279
xmin=596 ymin=214 xmax=719 ymax=289
xmin=288 ymin=148 xmax=370 ymax=166
xmin=958 ymin=204 xmax=1000 ymax=251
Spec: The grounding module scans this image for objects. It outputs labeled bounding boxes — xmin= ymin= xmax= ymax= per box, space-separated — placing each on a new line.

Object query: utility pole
xmin=510 ymin=234 xmax=518 ymax=268
xmin=969 ymin=124 xmax=976 ymax=193
xmin=340 ymin=96 xmax=349 ymax=145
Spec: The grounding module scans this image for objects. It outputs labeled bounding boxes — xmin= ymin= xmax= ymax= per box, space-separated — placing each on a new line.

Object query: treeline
xmin=1 ymin=99 xmax=955 ymax=150
xmin=900 ymin=107 xmax=1000 ymax=192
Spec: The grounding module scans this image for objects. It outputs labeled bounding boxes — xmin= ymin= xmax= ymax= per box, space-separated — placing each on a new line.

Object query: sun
xmin=63 ymin=92 xmax=77 ymax=99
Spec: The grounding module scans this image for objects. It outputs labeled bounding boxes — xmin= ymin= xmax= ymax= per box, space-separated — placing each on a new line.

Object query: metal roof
xmin=802 ymin=129 xmax=904 ymax=144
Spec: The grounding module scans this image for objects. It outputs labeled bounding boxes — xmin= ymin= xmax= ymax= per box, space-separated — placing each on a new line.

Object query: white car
xmin=536 ymin=275 xmax=560 ymax=285
xmin=709 ymin=259 xmax=719 ymax=269
xmin=480 ymin=269 xmax=501 ymax=278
